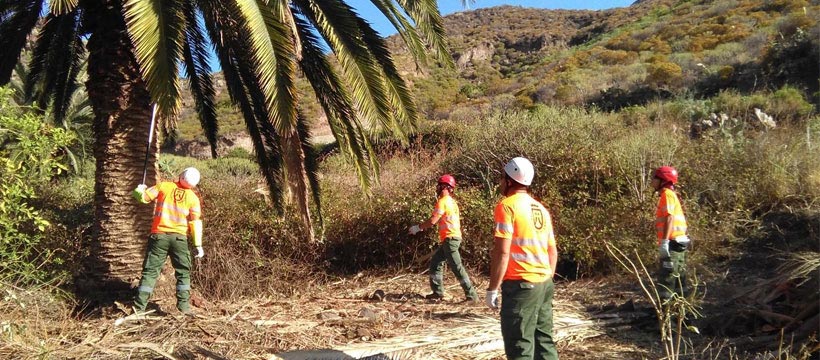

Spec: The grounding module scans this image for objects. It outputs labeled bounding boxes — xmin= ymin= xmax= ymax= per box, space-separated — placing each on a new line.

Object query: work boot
xmin=180 ymin=308 xmax=198 ymax=318
xmin=460 ymin=297 xmax=478 ymax=305
xmin=424 ymin=293 xmax=444 ymax=301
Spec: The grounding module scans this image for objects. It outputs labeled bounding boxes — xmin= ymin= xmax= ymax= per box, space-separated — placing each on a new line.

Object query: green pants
xmin=658 ymin=245 xmax=688 ymax=300
xmin=134 ymin=233 xmax=192 ymax=313
xmin=500 ymin=279 xmax=558 ymax=360
xmin=428 ymin=237 xmax=477 ymax=300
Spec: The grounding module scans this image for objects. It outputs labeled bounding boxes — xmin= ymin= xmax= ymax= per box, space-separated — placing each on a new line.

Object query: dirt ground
xmin=1 ymin=260 xmax=817 ymax=359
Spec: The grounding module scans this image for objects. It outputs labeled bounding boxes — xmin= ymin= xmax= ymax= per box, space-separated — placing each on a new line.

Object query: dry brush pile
xmin=2 ymin=273 xmax=617 ymax=360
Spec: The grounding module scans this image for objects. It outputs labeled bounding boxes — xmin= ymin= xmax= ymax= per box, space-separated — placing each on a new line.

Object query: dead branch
xmin=117 ymin=342 xmax=178 ymax=360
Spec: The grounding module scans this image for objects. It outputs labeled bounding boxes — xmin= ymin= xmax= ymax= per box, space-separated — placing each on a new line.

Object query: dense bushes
xmin=29 ymin=102 xmax=820 ymax=297
xmin=411 ymin=106 xmax=817 ymax=276
xmin=0 ymin=88 xmax=75 ymax=284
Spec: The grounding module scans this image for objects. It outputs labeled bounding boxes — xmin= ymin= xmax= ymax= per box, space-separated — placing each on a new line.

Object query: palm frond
xmin=24 ymin=14 xmax=51 ymax=103
xmin=26 ymin=11 xmax=84 ymax=121
xmin=49 ymin=0 xmax=78 ymax=15
xmin=461 ymin=0 xmax=476 ymax=9
xmin=355 ymin=15 xmax=418 ymax=139
xmin=200 ymin=0 xmax=285 ymax=211
xmin=260 ymin=0 xmax=298 ymax=133
xmin=296 ymin=110 xmax=324 ymax=234
xmin=225 ymin=55 xmax=286 ymax=211
xmin=0 ymin=0 xmax=43 ymax=85
xmin=295 ymin=15 xmax=377 ymax=191
xmin=232 ymin=0 xmax=284 ymax=129
xmin=48 ymin=12 xmax=84 ymax=128
xmin=51 ymin=37 xmax=84 ymax=128
xmin=265 ymin=2 xmax=317 ymax=238
xmin=123 ymin=0 xmax=185 ymax=117
xmin=368 ymin=0 xmax=427 ymax=69
xmin=62 ymin=88 xmax=92 ymax=127
xmin=397 ymin=0 xmax=452 ymax=67
xmin=181 ymin=0 xmax=218 ymax=158
xmin=10 ymin=62 xmax=28 ymax=104
xmin=238 ymin=61 xmax=287 ymax=214
xmin=293 ymin=0 xmax=394 ymax=134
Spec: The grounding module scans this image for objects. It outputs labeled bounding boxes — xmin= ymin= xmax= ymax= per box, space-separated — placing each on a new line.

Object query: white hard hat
xmin=504 ymin=157 xmax=534 ymax=186
xmin=179 ymin=167 xmax=201 ymax=188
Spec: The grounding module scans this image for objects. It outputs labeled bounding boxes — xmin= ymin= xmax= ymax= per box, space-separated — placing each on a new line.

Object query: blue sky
xmin=350 ymin=0 xmax=636 ymax=36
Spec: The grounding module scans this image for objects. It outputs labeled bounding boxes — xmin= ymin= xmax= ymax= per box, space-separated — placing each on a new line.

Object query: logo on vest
xmin=173 ymin=188 xmax=185 ymax=202
xmin=531 ymin=205 xmax=544 ymax=230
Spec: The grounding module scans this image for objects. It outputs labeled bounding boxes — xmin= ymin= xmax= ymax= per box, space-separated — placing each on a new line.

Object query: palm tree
xmin=0 ymin=0 xmax=451 ymax=291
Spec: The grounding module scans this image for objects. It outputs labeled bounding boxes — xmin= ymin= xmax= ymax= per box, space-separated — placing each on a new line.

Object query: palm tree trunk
xmin=83 ymin=0 xmax=155 ymax=292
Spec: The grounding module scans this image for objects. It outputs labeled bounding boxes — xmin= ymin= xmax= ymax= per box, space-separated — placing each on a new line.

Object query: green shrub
xmin=658 ymin=98 xmax=714 ymax=122
xmin=712 ymin=90 xmax=767 ymax=119
xmin=224 ymin=147 xmax=253 ymax=159
xmin=710 ymin=87 xmax=814 ymax=124
xmin=769 ymin=85 xmax=814 ymax=123
xmin=618 ymin=105 xmax=651 ymax=127
xmin=459 ymin=84 xmax=485 ymax=99
xmin=0 ymin=88 xmax=75 ymax=284
xmin=646 ymin=61 xmax=684 ymax=88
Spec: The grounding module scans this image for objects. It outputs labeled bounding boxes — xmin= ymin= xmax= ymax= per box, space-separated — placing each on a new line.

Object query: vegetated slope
xmin=172 ymin=0 xmax=818 ymax=148
xmin=400 ymin=0 xmax=819 ymax=118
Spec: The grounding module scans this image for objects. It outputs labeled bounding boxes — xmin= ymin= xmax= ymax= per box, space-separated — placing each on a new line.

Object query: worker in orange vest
xmin=131 ymin=167 xmax=204 ymax=315
xmin=408 ymin=174 xmax=478 ymax=302
xmin=651 ymin=166 xmax=690 ymax=300
xmin=487 ymin=157 xmax=559 ymax=360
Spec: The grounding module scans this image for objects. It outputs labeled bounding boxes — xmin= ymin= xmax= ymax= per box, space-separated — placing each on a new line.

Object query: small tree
xmin=0 ymin=87 xmax=74 ymax=283
xmin=605 ymin=242 xmax=702 ymax=360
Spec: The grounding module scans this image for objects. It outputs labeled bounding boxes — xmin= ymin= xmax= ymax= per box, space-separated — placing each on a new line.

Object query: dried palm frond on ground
xmin=709 ymin=251 xmax=820 ymax=350
xmin=270 ymin=310 xmax=602 ymax=360
xmin=0 ymin=272 xmax=620 ymax=360
xmin=8 ymin=263 xmax=816 ymax=360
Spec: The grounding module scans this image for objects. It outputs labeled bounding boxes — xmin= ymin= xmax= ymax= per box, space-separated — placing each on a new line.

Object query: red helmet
xmin=654 ymin=166 xmax=678 ymax=184
xmin=438 ymin=174 xmax=456 ymax=189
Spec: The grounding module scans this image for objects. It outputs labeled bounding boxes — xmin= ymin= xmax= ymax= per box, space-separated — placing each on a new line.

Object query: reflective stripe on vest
xmin=495 ymin=222 xmax=514 ymax=233
xmin=438 ymin=216 xmax=459 ymax=230
xmin=511 ymin=251 xmax=549 ymax=265
xmin=512 ymin=237 xmax=549 ymax=248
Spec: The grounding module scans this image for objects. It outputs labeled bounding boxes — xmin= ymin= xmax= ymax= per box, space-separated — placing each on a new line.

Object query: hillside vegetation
xmin=173 ymin=0 xmax=818 ymax=145
xmin=407 ymin=0 xmax=819 ymax=118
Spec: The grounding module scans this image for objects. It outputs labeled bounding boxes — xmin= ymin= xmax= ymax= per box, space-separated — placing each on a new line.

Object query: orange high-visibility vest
xmin=433 ymin=194 xmax=461 ymax=241
xmin=494 ymin=192 xmax=555 ymax=283
xmin=142 ymin=181 xmax=202 ymax=235
xmin=655 ymin=188 xmax=687 ymax=244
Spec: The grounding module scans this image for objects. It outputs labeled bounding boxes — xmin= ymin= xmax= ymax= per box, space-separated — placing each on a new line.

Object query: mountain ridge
xmin=175 ymin=0 xmax=818 ymax=149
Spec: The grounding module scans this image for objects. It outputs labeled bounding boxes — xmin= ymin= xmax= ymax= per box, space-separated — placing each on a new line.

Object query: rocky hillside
xmin=402 ymin=0 xmax=818 ymax=118
xmin=174 ymin=0 xmax=819 ymax=152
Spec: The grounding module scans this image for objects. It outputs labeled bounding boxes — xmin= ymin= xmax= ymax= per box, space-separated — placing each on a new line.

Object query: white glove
xmin=659 ymin=239 xmax=670 ymax=259
xmin=195 ymin=246 xmax=204 ymax=258
xmin=132 ymin=184 xmax=149 ymax=202
xmin=408 ymin=225 xmax=421 ymax=235
xmin=485 ymin=290 xmax=500 ymax=310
